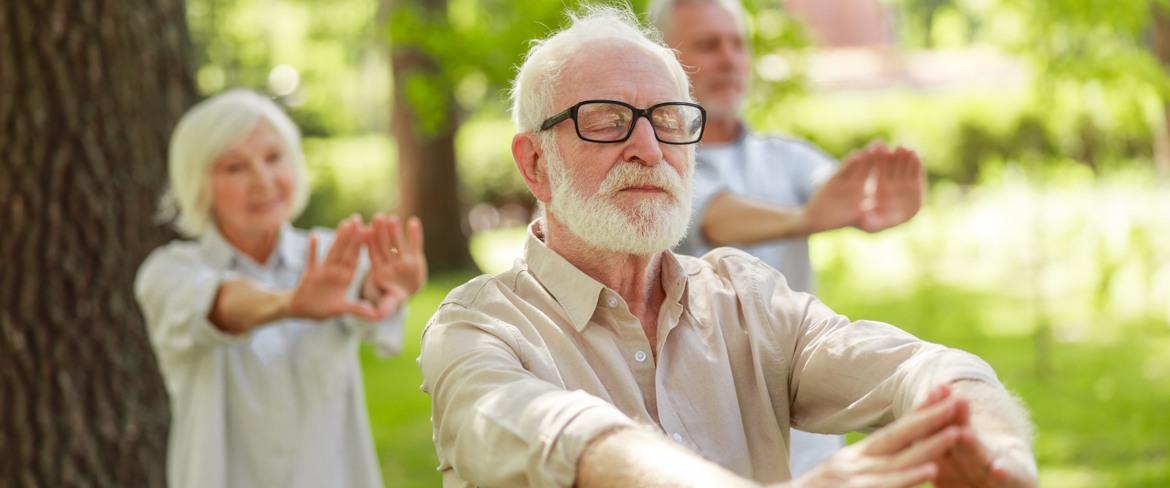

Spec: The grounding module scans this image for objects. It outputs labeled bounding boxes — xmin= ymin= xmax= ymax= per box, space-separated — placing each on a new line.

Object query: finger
xmin=361 ymin=225 xmax=380 ymax=267
xmin=342 ymin=300 xmax=380 ymax=322
xmin=864 ymin=396 xmax=965 ymax=455
xmin=407 ymin=216 xmax=428 ymax=287
xmin=407 ymin=215 xmax=425 ymax=256
xmin=949 ymin=427 xmax=997 ymax=479
xmin=871 ymin=462 xmax=937 ymax=488
xmin=375 ymin=291 xmax=405 ymax=318
xmin=840 ymin=151 xmax=874 ymax=181
xmin=340 ymin=215 xmax=364 ymax=267
xmin=365 ymin=215 xmax=388 ymax=264
xmin=387 ymin=214 xmax=404 ymax=258
xmin=306 ymin=233 xmax=319 ymax=271
xmin=379 ymin=214 xmax=396 ymax=254
xmin=884 ymin=425 xmax=960 ymax=471
xmin=324 ymin=218 xmax=354 ymax=264
xmin=876 ymin=153 xmax=894 ymax=186
xmin=989 ymin=453 xmax=1036 ymax=487
xmin=916 ymin=383 xmax=953 ymax=411
xmin=890 ymin=147 xmax=909 ymax=176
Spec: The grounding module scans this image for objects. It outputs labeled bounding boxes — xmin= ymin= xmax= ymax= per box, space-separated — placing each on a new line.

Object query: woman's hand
xmin=360 ymin=213 xmax=428 ymax=319
xmin=287 ymin=215 xmax=381 ymax=321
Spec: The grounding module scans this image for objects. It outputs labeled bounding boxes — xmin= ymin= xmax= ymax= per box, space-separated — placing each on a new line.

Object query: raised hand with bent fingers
xmin=802 ymin=142 xmax=925 ymax=234
xmin=288 ymin=215 xmax=381 ymax=321
xmin=361 ymin=213 xmax=428 ymax=319
xmin=857 ymin=146 xmax=925 ymax=233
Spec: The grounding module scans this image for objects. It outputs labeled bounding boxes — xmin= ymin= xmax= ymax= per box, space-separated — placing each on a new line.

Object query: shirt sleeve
xmin=785 ymin=140 xmax=837 ymax=204
xmin=750 ymin=255 xmax=1000 ymax=434
xmin=419 ymin=303 xmax=638 ymax=488
xmin=133 ymin=245 xmax=249 ymax=365
xmin=342 ymin=306 xmax=406 ymax=358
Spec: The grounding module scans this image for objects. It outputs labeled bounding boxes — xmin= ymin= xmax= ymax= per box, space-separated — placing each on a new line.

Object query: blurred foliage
xmin=186 ymin=0 xmax=1170 ymax=229
xmin=759 ymin=84 xmax=1158 ymax=185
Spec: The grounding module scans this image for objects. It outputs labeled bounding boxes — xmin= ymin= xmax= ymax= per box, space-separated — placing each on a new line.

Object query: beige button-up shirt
xmin=419 ymin=225 xmax=999 ymax=487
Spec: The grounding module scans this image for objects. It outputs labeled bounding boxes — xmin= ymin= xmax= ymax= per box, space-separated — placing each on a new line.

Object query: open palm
xmin=803 ymin=146 xmax=875 ymax=233
xmin=858 ymin=147 xmax=925 ymax=233
xmin=362 ymin=214 xmax=428 ymax=318
xmin=288 ymin=216 xmax=379 ymax=321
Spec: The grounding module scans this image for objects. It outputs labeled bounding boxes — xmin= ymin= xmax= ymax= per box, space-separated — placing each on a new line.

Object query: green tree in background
xmin=381 ymin=0 xmax=639 ymax=271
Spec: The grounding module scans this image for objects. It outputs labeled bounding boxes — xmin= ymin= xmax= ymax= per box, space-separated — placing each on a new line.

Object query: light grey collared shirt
xmin=678 ymin=132 xmax=836 ymax=293
xmin=135 ymin=225 xmax=403 ymax=488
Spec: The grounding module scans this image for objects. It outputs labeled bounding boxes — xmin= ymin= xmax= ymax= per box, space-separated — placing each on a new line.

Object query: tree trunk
xmin=0 ymin=0 xmax=196 ymax=486
xmin=1150 ymin=2 xmax=1170 ymax=177
xmin=387 ymin=0 xmax=477 ymax=273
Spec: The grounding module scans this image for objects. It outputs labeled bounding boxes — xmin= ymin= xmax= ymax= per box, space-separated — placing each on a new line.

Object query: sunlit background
xmin=186 ymin=0 xmax=1170 ymax=485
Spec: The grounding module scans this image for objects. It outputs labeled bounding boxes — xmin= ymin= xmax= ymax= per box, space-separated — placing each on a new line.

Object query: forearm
xmin=576 ymin=427 xmax=758 ymax=488
xmin=208 ymin=278 xmax=292 ymax=335
xmin=701 ymin=193 xmax=811 ymax=246
xmin=950 ymin=379 xmax=1034 ymax=451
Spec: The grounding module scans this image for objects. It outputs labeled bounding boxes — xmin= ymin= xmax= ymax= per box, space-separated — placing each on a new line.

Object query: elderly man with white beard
xmin=418 ymin=6 xmax=1037 ymax=488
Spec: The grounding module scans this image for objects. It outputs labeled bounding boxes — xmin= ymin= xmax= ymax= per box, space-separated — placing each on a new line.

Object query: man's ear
xmin=512 ymin=132 xmax=553 ymax=204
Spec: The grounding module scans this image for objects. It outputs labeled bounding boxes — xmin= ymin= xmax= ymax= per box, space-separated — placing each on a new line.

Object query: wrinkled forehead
xmin=553 ymin=39 xmax=687 ymax=108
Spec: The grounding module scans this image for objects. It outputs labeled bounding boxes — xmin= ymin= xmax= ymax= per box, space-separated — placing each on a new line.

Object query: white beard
xmin=542 ymin=136 xmax=693 ymax=256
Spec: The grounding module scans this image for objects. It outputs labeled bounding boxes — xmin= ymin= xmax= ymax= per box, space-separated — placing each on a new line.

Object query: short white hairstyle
xmin=646 ymin=0 xmax=747 ymax=39
xmin=159 ymin=89 xmax=310 ymax=237
xmin=509 ymin=4 xmax=693 ymax=134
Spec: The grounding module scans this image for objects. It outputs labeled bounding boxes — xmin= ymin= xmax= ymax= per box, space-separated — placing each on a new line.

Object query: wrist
xmin=276 ymin=288 xmax=296 ymax=321
xmin=793 ymin=208 xmax=815 ymax=236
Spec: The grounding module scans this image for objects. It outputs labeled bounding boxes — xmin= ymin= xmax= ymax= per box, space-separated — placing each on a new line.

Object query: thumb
xmin=342 ymin=300 xmax=380 ymax=322
xmin=374 ymin=292 xmax=405 ymax=318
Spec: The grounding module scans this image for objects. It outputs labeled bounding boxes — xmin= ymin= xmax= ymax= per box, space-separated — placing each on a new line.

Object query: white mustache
xmin=597 ymin=163 xmax=685 ymax=200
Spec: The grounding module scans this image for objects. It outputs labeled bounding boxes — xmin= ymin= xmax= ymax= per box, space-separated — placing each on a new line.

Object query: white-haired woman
xmin=134 ymin=89 xmax=426 ymax=488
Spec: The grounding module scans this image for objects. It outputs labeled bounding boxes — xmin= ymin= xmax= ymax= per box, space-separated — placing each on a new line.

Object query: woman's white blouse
xmin=134 ymin=225 xmax=403 ymax=488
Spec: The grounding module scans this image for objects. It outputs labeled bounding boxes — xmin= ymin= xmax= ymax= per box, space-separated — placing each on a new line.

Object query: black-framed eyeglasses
xmin=539 ymin=99 xmax=707 ymax=145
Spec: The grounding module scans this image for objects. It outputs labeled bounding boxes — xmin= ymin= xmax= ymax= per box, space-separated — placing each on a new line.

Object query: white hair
xmin=159 ymin=89 xmax=310 ymax=237
xmin=509 ymin=4 xmax=693 ymax=134
xmin=646 ymin=0 xmax=747 ymax=39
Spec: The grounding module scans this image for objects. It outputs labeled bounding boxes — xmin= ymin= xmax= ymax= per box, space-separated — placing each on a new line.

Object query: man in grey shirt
xmin=651 ymin=0 xmax=927 ymax=476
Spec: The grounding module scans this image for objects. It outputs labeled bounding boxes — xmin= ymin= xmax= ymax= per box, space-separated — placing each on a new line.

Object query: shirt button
xmin=606 ymin=297 xmax=619 ymax=308
xmin=634 ymin=351 xmax=648 ymax=363
xmin=672 ymin=432 xmax=683 ymax=443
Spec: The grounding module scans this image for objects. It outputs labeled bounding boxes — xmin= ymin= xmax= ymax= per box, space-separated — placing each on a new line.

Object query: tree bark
xmin=387 ymin=0 xmax=477 ymax=273
xmin=1150 ymin=2 xmax=1170 ymax=177
xmin=0 ymin=0 xmax=196 ymax=486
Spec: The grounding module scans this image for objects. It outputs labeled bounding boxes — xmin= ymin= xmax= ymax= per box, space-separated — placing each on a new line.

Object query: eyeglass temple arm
xmin=539 ymin=109 xmax=573 ymax=131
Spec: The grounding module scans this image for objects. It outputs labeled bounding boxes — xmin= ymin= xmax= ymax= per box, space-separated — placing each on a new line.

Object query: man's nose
xmin=623 ymin=116 xmax=663 ymax=167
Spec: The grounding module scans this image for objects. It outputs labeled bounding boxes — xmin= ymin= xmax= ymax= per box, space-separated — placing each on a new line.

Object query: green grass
xmin=361 ymin=272 xmax=475 ymax=488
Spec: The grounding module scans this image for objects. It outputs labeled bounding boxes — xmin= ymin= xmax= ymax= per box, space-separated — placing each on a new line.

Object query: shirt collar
xmin=522 ymin=221 xmax=691 ymax=333
xmin=523 ymin=222 xmax=605 ymax=332
xmin=199 ymin=224 xmax=298 ymax=270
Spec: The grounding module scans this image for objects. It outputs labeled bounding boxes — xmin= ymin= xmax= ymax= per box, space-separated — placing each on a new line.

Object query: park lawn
xmin=361 ymin=272 xmax=475 ymax=488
